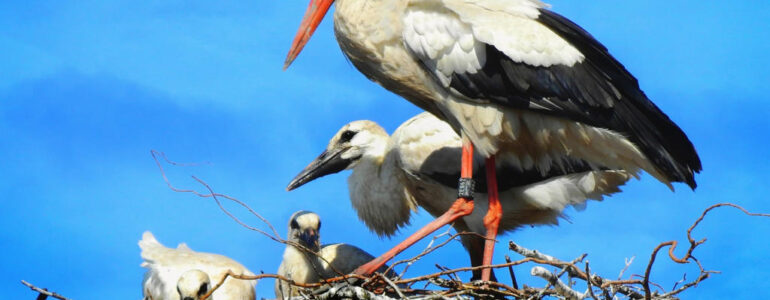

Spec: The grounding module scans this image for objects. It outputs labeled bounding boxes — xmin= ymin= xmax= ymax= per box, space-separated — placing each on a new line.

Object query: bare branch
xmin=531 ymin=266 xmax=585 ymax=300
xmin=642 ymin=203 xmax=770 ymax=300
xmin=20 ymin=281 xmax=72 ymax=300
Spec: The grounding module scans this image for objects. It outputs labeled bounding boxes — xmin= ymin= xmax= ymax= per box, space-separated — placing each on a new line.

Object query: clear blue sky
xmin=2 ymin=0 xmax=769 ymax=298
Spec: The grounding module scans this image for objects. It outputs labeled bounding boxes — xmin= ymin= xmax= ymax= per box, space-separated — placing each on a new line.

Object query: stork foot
xmin=470 ymin=268 xmax=498 ymax=282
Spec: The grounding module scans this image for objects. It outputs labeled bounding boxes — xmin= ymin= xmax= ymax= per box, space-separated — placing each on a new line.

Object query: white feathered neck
xmin=347 ymin=128 xmax=418 ymax=238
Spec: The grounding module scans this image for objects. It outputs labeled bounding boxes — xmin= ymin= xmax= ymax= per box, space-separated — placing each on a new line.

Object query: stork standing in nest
xmin=288 ymin=112 xmax=635 ymax=280
xmin=284 ymin=0 xmax=701 ymax=281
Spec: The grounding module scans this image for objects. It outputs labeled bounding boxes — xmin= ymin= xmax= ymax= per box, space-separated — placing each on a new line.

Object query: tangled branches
xmin=148 ymin=151 xmax=768 ymax=300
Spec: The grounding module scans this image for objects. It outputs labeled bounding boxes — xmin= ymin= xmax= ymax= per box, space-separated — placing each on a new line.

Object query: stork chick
xmin=276 ymin=211 xmax=391 ymax=299
xmin=176 ymin=270 xmax=211 ymax=300
xmin=140 ymin=231 xmax=255 ymax=300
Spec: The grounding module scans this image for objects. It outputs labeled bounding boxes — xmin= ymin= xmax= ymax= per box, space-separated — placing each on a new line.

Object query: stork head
xmin=176 ymin=269 xmax=211 ymax=300
xmin=287 ymin=120 xmax=387 ymax=191
xmin=287 ymin=210 xmax=322 ymax=252
xmin=284 ymin=0 xmax=335 ymax=69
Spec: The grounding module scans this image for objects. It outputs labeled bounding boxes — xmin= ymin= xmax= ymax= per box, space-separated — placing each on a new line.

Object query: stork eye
xmin=290 ymin=219 xmax=299 ymax=229
xmin=339 ymin=130 xmax=357 ymax=143
xmin=317 ymin=221 xmax=321 ymax=231
xmin=198 ymin=283 xmax=208 ymax=296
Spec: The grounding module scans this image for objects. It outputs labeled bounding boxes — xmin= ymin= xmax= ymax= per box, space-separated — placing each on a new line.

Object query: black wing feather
xmin=418 ymin=146 xmax=602 ymax=193
xmin=444 ymin=9 xmax=701 ymax=189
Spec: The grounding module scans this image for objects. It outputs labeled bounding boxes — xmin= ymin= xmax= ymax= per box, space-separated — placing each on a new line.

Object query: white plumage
xmin=276 ymin=211 xmax=388 ymax=299
xmin=286 ymin=0 xmax=699 ymax=186
xmin=285 ymin=0 xmax=700 ymax=280
xmin=287 ymin=112 xmax=633 ymax=278
xmin=140 ymin=231 xmax=256 ymax=300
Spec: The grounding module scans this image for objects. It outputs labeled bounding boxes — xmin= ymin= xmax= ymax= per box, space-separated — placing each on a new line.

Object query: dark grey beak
xmin=286 ymin=148 xmax=355 ymax=191
xmin=299 ymin=228 xmax=319 ymax=248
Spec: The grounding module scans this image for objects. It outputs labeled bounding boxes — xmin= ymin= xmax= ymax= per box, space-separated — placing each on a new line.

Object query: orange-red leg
xmin=481 ymin=156 xmax=501 ymax=281
xmin=354 ymin=141 xmax=476 ymax=275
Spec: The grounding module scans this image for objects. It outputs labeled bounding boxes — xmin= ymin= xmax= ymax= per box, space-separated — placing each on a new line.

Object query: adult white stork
xmin=276 ymin=211 xmax=391 ymax=299
xmin=288 ymin=112 xmax=634 ymax=280
xmin=140 ymin=231 xmax=256 ymax=300
xmin=284 ymin=0 xmax=701 ymax=281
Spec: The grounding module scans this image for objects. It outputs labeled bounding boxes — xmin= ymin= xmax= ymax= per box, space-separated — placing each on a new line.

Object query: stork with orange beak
xmin=284 ymin=0 xmax=701 ymax=282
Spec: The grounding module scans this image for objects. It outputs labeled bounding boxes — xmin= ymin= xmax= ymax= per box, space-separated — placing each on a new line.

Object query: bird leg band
xmin=457 ymin=177 xmax=475 ymax=200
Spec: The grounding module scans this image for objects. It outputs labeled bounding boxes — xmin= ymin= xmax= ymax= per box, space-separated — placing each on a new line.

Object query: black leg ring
xmin=457 ymin=177 xmax=475 ymax=200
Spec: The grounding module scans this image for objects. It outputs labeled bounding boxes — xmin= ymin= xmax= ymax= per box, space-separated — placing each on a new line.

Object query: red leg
xmin=354 ymin=141 xmax=476 ymax=275
xmin=481 ymin=156 xmax=501 ymax=281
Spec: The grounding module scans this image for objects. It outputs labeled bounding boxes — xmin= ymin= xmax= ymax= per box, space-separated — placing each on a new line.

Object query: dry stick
xmin=641 ymin=203 xmax=770 ymax=300
xmin=530 ymin=253 xmax=587 ymax=300
xmin=20 ymin=281 xmax=72 ymax=300
xmin=504 ymin=255 xmax=519 ymax=290
xmin=530 ymin=266 xmax=585 ymax=300
xmin=659 ymin=272 xmax=711 ymax=298
xmin=378 ymin=273 xmax=407 ymax=299
xmin=390 ymin=229 xmax=458 ymax=278
xmin=200 ymin=271 xmax=370 ymax=300
xmin=671 ymin=273 xmax=687 ymax=291
xmin=151 ymin=150 xmax=282 ymax=240
xmin=618 ymin=257 xmax=635 ymax=280
xmin=584 ymin=261 xmax=598 ymax=300
xmin=511 ymin=241 xmax=644 ymax=299
xmin=435 ymin=264 xmax=462 ymax=283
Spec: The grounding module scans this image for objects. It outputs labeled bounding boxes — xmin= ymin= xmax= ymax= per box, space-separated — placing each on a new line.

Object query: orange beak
xmin=283 ymin=0 xmax=335 ymax=70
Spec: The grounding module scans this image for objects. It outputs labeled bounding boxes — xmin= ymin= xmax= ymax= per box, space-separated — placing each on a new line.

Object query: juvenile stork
xmin=276 ymin=211 xmax=391 ymax=299
xmin=284 ymin=0 xmax=701 ymax=281
xmin=288 ymin=112 xmax=633 ymax=280
xmin=139 ymin=231 xmax=256 ymax=300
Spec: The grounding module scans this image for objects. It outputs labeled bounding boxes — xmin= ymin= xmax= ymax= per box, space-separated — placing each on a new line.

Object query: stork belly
xmin=440 ymin=98 xmax=667 ymax=185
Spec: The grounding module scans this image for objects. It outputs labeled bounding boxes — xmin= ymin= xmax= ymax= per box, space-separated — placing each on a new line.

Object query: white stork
xmin=276 ymin=211 xmax=391 ymax=299
xmin=139 ymin=231 xmax=256 ymax=300
xmin=284 ymin=0 xmax=701 ymax=281
xmin=287 ymin=112 xmax=633 ymax=280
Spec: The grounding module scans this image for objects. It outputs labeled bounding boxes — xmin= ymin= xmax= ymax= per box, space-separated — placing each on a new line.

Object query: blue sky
xmin=1 ymin=0 xmax=769 ymax=298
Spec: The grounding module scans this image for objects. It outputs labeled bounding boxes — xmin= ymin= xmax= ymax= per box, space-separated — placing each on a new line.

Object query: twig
xmin=151 ymin=150 xmax=282 ymax=241
xmin=584 ymin=261 xmax=597 ymax=300
xmin=530 ymin=266 xmax=585 ymax=300
xmin=642 ymin=203 xmax=770 ymax=300
xmin=504 ymin=255 xmax=519 ymax=290
xmin=618 ymin=257 xmax=635 ymax=280
xmin=20 ymin=281 xmax=72 ymax=300
xmin=531 ymin=253 xmax=587 ymax=300
xmin=659 ymin=272 xmax=713 ymax=298
xmin=390 ymin=229 xmax=458 ymax=278
xmin=379 ymin=273 xmax=407 ymax=299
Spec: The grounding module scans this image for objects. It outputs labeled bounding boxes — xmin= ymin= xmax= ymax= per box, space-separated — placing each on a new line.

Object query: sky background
xmin=1 ymin=0 xmax=769 ymax=299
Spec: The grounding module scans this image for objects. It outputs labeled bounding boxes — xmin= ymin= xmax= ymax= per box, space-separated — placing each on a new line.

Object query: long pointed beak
xmin=286 ymin=147 xmax=353 ymax=191
xmin=284 ymin=0 xmax=335 ymax=70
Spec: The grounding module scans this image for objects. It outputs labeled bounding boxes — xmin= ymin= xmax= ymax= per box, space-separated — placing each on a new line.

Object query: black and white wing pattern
xmin=402 ymin=0 xmax=700 ymax=188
